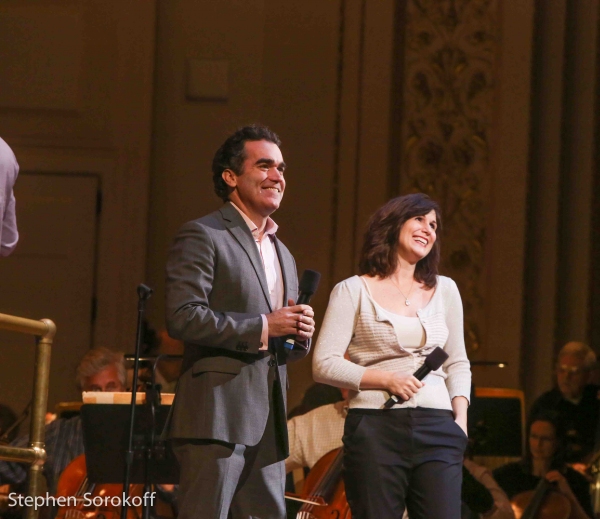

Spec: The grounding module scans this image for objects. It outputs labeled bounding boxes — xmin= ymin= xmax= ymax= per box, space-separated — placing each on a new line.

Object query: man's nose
xmin=269 ymin=167 xmax=283 ymax=181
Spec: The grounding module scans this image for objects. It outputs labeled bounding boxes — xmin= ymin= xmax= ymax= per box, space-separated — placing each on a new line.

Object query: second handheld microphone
xmin=382 ymin=346 xmax=449 ymax=409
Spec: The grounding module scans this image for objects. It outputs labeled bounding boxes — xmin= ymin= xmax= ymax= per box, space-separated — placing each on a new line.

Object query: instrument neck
xmin=531 ymin=459 xmax=552 ymax=478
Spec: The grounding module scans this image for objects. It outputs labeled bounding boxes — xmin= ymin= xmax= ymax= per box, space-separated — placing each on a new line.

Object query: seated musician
xmin=529 ymin=341 xmax=599 ymax=466
xmin=0 ymin=347 xmax=126 ymax=499
xmin=286 ymin=386 xmax=347 ymax=475
xmin=286 ymin=388 xmax=513 ymax=519
xmin=493 ymin=411 xmax=593 ymax=518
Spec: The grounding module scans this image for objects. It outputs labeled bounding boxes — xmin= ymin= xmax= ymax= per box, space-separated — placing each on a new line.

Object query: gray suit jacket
xmin=165 ymin=202 xmax=308 ymax=454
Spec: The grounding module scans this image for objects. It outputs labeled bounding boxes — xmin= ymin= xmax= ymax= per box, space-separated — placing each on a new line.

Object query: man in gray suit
xmin=165 ymin=125 xmax=315 ymax=519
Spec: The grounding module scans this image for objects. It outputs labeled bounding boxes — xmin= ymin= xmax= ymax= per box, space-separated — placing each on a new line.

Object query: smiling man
xmin=165 ymin=125 xmax=315 ymax=519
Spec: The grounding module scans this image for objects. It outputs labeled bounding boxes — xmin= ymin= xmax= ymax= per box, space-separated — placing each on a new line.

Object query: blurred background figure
xmin=0 ymin=347 xmax=126 ymax=504
xmin=0 ymin=137 xmax=18 ymax=257
xmin=529 ymin=342 xmax=599 ymax=466
xmin=133 ymin=326 xmax=183 ymax=394
xmin=152 ymin=330 xmax=183 ymax=393
xmin=0 ymin=405 xmax=18 ymax=445
xmin=493 ymin=411 xmax=593 ymax=519
xmin=286 ymin=382 xmax=343 ymax=420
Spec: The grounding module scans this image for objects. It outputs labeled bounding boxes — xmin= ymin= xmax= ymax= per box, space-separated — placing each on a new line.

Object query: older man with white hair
xmin=0 ymin=348 xmax=126 ymax=499
xmin=529 ymin=341 xmax=599 ymax=464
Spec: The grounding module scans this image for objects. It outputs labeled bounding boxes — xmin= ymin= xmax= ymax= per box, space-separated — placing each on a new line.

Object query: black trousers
xmin=343 ymin=407 xmax=467 ymax=519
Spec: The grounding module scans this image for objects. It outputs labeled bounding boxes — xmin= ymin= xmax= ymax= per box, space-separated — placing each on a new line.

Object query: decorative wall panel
xmin=400 ymin=0 xmax=498 ymax=351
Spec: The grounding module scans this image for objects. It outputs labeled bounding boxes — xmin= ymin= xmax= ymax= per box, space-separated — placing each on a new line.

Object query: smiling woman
xmin=313 ymin=193 xmax=472 ymax=519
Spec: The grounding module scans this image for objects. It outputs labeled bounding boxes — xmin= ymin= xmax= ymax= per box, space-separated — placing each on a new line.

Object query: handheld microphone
xmin=284 ymin=269 xmax=321 ymax=349
xmin=382 ymin=346 xmax=449 ymax=409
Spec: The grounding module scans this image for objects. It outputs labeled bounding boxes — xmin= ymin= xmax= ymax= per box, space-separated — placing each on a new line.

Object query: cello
xmin=286 ymin=447 xmax=351 ymax=519
xmin=55 ymin=454 xmax=144 ymax=519
xmin=510 ymin=476 xmax=571 ymax=519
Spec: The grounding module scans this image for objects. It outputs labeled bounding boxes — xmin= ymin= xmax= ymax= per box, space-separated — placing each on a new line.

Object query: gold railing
xmin=0 ymin=313 xmax=56 ymax=519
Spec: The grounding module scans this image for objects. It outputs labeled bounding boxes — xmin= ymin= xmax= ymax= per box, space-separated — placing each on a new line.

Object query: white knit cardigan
xmin=313 ymin=275 xmax=472 ymax=410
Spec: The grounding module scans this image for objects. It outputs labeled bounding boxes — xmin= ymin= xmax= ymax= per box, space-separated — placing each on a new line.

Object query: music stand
xmin=80 ymin=404 xmax=179 ymax=485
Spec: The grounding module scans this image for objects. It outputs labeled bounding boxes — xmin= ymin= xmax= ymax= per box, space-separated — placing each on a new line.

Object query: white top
xmin=313 ymin=275 xmax=471 ymax=410
xmin=376 ymin=309 xmax=426 ymax=352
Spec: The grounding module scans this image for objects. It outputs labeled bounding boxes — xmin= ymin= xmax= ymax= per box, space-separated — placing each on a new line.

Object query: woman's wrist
xmin=359 ymin=368 xmax=393 ymax=391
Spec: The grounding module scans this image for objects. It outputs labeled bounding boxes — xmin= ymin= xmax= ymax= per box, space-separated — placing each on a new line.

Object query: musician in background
xmin=285 ymin=388 xmax=348 ymax=475
xmin=530 ymin=342 xmax=600 ymax=468
xmin=140 ymin=330 xmax=183 ymax=394
xmin=493 ymin=411 xmax=593 ymax=518
xmin=0 ymin=347 xmax=126 ymax=497
xmin=0 ymin=405 xmax=18 ymax=444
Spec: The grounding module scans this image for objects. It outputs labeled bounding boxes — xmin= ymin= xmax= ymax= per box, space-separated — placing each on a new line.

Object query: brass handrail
xmin=0 ymin=313 xmax=56 ymax=519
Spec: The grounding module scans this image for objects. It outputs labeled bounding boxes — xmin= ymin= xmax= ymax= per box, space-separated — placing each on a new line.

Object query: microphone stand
xmin=120 ymin=284 xmax=153 ymax=519
xmin=142 ymin=353 xmax=178 ymax=519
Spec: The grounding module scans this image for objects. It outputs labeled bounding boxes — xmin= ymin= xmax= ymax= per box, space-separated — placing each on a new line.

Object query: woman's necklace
xmin=389 ymin=277 xmax=415 ymax=306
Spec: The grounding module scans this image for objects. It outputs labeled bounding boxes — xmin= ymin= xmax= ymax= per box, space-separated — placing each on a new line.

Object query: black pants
xmin=343 ymin=407 xmax=467 ymax=519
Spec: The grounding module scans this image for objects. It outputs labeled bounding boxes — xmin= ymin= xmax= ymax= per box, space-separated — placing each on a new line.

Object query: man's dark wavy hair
xmin=358 ymin=193 xmax=442 ymax=290
xmin=212 ymin=125 xmax=281 ymax=201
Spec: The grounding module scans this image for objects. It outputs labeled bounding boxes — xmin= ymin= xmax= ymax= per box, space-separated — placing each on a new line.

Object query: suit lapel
xmin=272 ymin=235 xmax=289 ymax=306
xmin=220 ymin=203 xmax=273 ymax=312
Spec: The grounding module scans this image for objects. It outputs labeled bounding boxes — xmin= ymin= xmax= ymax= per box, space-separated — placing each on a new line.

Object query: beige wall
xmin=146 ymin=0 xmax=537 ymax=407
xmin=2 ymin=0 xmax=596 ymax=412
xmin=146 ymin=0 xmax=378 ymax=406
xmin=146 ymin=0 xmax=400 ymax=406
xmin=0 ymin=0 xmax=156 ymax=407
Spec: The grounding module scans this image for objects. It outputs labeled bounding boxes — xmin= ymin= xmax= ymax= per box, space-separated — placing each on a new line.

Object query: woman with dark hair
xmin=313 ymin=193 xmax=471 ymax=518
xmin=493 ymin=412 xmax=593 ymax=518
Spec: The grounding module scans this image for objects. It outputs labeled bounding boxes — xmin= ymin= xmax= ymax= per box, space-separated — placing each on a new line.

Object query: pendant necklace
xmin=389 ymin=277 xmax=415 ymax=306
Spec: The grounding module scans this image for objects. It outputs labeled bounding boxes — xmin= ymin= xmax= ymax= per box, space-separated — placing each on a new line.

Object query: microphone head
xmin=299 ymin=269 xmax=321 ymax=295
xmin=424 ymin=347 xmax=449 ymax=371
xmin=137 ymin=284 xmax=154 ymax=300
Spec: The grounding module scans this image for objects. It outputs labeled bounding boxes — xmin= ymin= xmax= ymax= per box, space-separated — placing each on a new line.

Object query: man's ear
xmin=222 ymin=169 xmax=238 ymax=188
